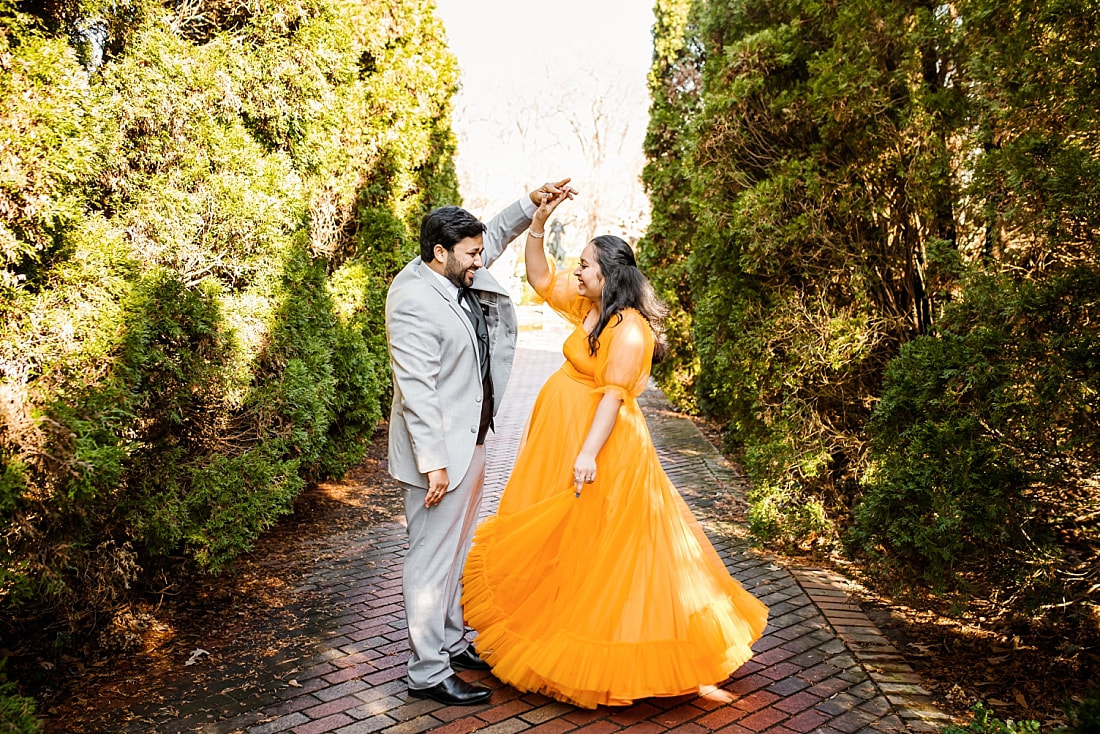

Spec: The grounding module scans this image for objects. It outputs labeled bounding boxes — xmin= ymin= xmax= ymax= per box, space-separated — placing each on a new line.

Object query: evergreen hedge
xmin=642 ymin=0 xmax=1100 ymax=616
xmin=1 ymin=0 xmax=458 ymax=646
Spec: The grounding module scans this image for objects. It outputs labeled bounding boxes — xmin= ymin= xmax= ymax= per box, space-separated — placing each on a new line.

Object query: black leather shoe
xmin=450 ymin=646 xmax=491 ymax=671
xmin=408 ymin=674 xmax=492 ymax=706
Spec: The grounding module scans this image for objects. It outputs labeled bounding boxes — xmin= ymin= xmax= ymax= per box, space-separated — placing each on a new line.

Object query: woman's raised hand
xmin=525 ymin=178 xmax=576 ymax=295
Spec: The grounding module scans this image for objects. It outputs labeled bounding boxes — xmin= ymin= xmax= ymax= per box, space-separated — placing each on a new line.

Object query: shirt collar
xmin=427 ymin=265 xmax=462 ymax=303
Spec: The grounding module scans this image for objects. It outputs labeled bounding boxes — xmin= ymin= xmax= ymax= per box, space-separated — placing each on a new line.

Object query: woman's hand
xmin=572 ymin=392 xmax=622 ymax=497
xmin=573 ymin=451 xmax=597 ymax=496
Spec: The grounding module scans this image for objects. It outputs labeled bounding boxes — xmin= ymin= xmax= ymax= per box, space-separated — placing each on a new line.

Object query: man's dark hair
xmin=419 ymin=206 xmax=486 ymax=262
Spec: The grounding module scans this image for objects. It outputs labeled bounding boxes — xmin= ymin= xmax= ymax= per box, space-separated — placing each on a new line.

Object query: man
xmin=385 ymin=179 xmax=575 ymax=706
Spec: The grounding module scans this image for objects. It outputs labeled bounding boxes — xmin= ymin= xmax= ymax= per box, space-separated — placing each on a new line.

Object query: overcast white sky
xmin=433 ymin=0 xmax=657 ymax=251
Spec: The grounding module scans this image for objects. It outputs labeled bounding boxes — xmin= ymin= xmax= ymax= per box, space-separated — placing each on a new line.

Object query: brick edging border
xmin=789 ymin=566 xmax=955 ymax=732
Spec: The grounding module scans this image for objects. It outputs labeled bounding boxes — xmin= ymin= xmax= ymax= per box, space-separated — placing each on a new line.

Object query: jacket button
xmin=470 ymin=426 xmax=476 ymax=433
xmin=475 ymin=395 xmax=482 ymax=403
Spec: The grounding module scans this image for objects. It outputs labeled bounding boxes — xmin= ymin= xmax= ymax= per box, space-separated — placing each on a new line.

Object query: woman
xmin=461 ymin=189 xmax=768 ymax=709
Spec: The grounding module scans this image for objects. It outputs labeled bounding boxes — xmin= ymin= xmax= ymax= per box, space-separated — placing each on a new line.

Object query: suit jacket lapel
xmin=416 ymin=260 xmax=478 ymax=346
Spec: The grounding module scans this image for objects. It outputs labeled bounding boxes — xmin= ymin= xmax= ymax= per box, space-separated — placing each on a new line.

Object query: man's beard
xmin=444 ymin=251 xmax=474 ymax=288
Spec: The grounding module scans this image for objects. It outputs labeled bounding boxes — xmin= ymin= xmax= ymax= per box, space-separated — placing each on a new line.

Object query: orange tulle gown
xmin=461 ymin=271 xmax=768 ymax=709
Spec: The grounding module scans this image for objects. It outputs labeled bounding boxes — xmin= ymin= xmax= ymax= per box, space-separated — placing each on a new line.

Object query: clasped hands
xmin=530 ymin=179 xmax=578 ymax=227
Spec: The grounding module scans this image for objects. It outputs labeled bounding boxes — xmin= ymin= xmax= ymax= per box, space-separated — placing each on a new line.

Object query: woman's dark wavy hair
xmin=586 ymin=235 xmax=668 ymax=363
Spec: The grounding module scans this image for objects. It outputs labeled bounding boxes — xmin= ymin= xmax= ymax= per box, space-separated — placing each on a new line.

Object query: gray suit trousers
xmin=401 ymin=446 xmax=486 ymax=689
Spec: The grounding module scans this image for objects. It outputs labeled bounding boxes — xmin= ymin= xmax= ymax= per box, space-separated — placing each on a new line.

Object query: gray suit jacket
xmin=385 ymin=199 xmax=532 ymax=489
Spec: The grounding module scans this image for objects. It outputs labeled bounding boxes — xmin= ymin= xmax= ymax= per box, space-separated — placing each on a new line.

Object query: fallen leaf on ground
xmin=184 ymin=649 xmax=209 ymax=666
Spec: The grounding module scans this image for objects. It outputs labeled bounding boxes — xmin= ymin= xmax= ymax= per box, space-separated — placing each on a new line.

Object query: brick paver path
xmin=99 ymin=320 xmax=952 ymax=734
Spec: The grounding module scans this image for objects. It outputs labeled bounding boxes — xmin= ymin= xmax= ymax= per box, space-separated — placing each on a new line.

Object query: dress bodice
xmin=537 ymin=268 xmax=654 ymax=400
xmin=562 ymin=324 xmax=598 ymax=382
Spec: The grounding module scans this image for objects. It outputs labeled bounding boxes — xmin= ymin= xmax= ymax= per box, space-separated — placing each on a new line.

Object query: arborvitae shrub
xmin=642 ymin=0 xmax=1100 ymax=610
xmin=0 ymin=0 xmax=458 ymax=645
xmin=855 ymin=270 xmax=1100 ymax=586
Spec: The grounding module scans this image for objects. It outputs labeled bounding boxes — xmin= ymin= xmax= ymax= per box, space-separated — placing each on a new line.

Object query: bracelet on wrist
xmin=529 ymin=230 xmax=545 ymax=238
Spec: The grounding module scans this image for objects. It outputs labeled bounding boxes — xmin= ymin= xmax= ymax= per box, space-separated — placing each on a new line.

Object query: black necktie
xmin=459 ymin=286 xmax=478 ymax=316
xmin=460 ymin=288 xmax=494 ymax=442
xmin=459 ymin=289 xmax=488 ymax=373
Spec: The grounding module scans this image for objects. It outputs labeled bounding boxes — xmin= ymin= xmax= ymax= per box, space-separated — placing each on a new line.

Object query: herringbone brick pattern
xmin=98 ymin=316 xmax=951 ymax=733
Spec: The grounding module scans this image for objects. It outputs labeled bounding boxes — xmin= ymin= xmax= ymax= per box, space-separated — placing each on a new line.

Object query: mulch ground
xmin=12 ymin=416 xmax=1099 ymax=732
xmin=22 ymin=430 xmax=405 ymax=733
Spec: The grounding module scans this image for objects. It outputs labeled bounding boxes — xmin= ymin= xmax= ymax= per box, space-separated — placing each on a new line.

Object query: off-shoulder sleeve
xmin=593 ymin=310 xmax=654 ymax=400
xmin=533 ymin=264 xmax=590 ymax=325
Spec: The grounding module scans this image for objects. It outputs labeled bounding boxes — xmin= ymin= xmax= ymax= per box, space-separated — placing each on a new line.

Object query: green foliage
xmin=855 ymin=329 xmax=1026 ymax=575
xmin=0 ymin=0 xmax=458 ymax=647
xmin=638 ymin=0 xmax=702 ymax=412
xmin=0 ymin=661 xmax=41 ymax=734
xmin=644 ymin=0 xmax=963 ymax=548
xmin=0 ymin=460 xmax=27 ymax=516
xmin=943 ymin=704 xmax=1042 ymax=734
xmin=953 ymin=0 xmax=1100 ymax=270
xmin=181 ymin=445 xmax=303 ymax=572
xmin=943 ymin=691 xmax=1100 ymax=734
xmin=747 ymin=478 xmax=831 ymax=547
xmin=855 ymin=269 xmax=1100 ymax=590
xmin=644 ymin=0 xmax=1100 ymax=604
